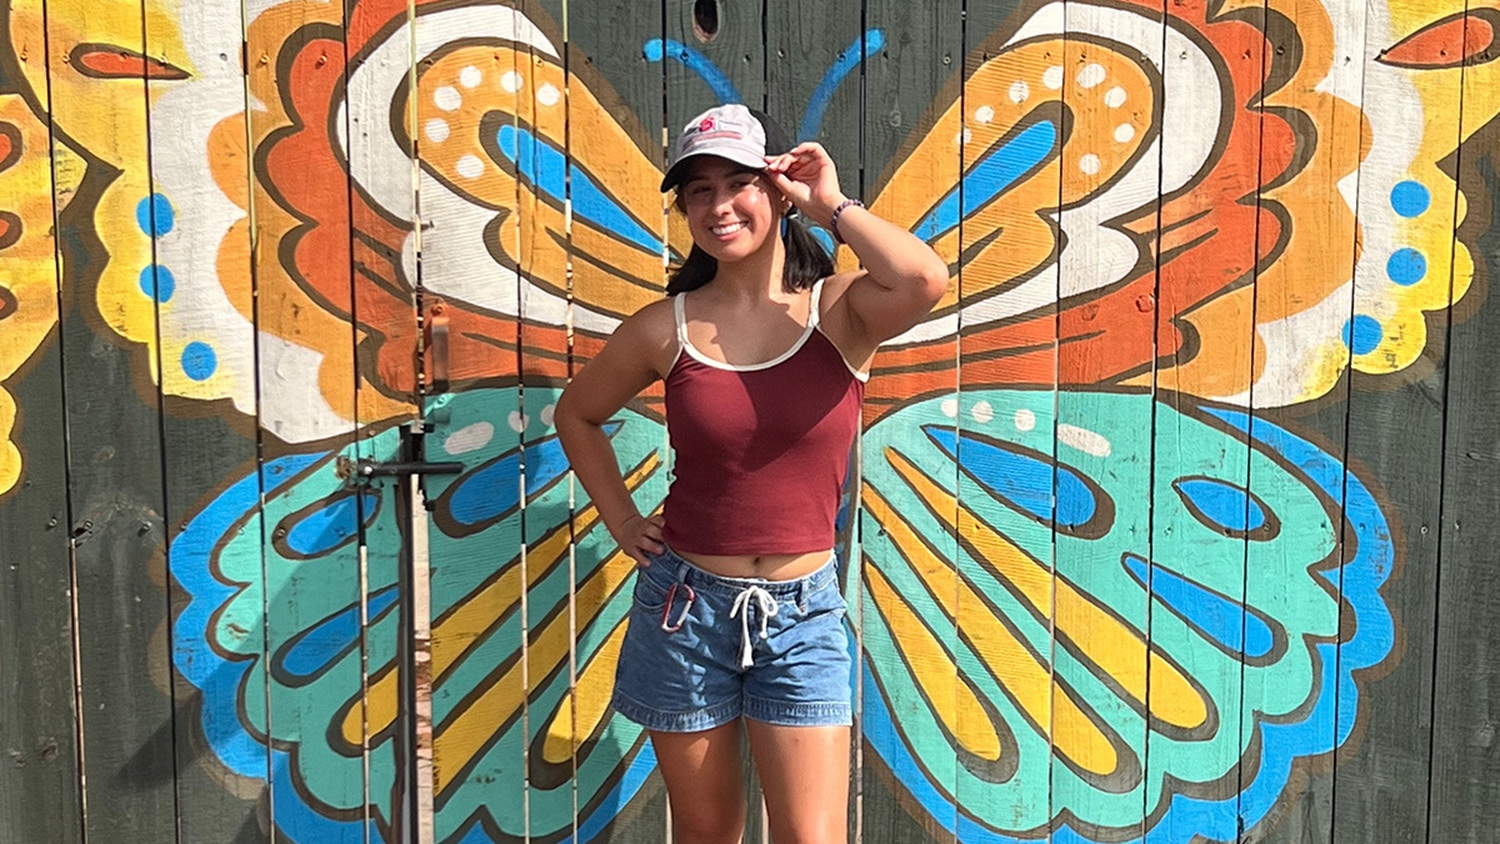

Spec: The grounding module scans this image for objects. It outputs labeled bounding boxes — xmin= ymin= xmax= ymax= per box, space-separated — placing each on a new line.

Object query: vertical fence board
xmin=1245 ymin=1 xmax=1362 ymax=840
xmin=0 ymin=66 xmax=83 ymax=840
xmin=556 ymin=0 xmax=674 ymax=839
xmin=1429 ymin=18 xmax=1500 ymax=839
xmin=43 ymin=0 xmax=181 ymax=837
xmin=855 ymin=0 xmax=962 ymax=841
xmin=1049 ymin=1 xmax=1168 ymax=840
xmin=1328 ymin=2 xmax=1474 ymax=841
xmin=248 ymin=0 xmax=365 ymax=839
xmin=346 ymin=0 xmax=421 ymax=839
xmin=514 ymin=0 xmax=578 ymax=838
xmin=411 ymin=3 xmax=530 ymax=842
xmin=139 ymin=0 xmax=269 ymax=839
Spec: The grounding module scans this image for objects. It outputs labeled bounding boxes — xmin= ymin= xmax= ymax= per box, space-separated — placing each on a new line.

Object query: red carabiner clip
xmin=660 ymin=582 xmax=696 ymax=633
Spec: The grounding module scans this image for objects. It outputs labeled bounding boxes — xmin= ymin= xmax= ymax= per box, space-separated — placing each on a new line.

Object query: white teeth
xmin=711 ymin=221 xmax=746 ymax=236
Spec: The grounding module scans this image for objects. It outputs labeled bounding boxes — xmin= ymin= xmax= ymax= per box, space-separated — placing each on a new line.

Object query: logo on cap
xmin=698 ymin=116 xmax=716 ymax=131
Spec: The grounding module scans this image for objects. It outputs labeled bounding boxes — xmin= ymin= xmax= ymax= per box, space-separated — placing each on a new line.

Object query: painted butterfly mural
xmin=3 ymin=0 xmax=1498 ymax=841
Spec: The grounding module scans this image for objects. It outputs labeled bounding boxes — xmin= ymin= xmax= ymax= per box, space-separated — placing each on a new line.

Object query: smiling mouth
xmin=711 ymin=221 xmax=747 ymax=236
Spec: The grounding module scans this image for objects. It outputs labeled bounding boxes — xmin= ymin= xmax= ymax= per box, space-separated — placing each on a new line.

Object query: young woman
xmin=554 ymin=104 xmax=947 ymax=843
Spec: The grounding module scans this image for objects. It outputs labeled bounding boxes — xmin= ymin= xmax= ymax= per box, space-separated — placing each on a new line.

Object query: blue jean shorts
xmin=611 ymin=545 xmax=853 ymax=732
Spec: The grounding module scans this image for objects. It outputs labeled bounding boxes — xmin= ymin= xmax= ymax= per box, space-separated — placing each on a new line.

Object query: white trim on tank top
xmin=670 ymin=279 xmax=870 ymax=381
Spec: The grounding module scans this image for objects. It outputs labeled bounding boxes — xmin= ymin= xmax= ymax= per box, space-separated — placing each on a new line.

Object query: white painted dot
xmin=1080 ymin=154 xmax=1101 ymax=175
xmin=1104 ymin=86 xmax=1127 ymax=108
xmin=501 ymin=70 xmax=524 ymax=93
xmin=456 ymin=154 xmax=485 ymax=179
xmin=1009 ymin=80 xmax=1030 ymax=103
xmin=971 ymin=400 xmax=994 ymax=424
xmin=1014 ymin=408 xmax=1036 ymax=432
xmin=434 ymin=85 xmax=462 ymax=112
xmin=459 ymin=65 xmax=483 ymax=88
xmin=1077 ymin=63 xmax=1107 ymax=89
xmin=424 ymin=118 xmax=451 ymax=143
xmin=1058 ymin=423 xmax=1112 ymax=457
xmin=1042 ymin=66 xmax=1064 ymax=90
xmin=540 ymin=403 xmax=556 ymax=427
xmin=1114 ymin=123 xmax=1135 ymax=143
xmin=507 ymin=410 xmax=529 ymax=433
xmin=957 ymin=127 xmax=973 ymax=145
xmin=940 ymin=397 xmax=959 ymax=418
xmin=537 ymin=83 xmax=561 ymax=106
xmin=974 ymin=104 xmax=995 ymax=124
xmin=444 ymin=421 xmax=494 ymax=455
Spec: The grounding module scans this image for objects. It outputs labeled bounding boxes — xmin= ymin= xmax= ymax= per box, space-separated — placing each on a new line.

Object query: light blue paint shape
xmin=1342 ymin=315 xmax=1383 ymax=355
xmin=643 ymin=38 xmax=742 ymax=104
xmin=1174 ymin=477 xmax=1267 ymax=534
xmin=283 ymin=491 xmax=380 ymax=557
xmin=139 ymin=264 xmax=176 ymax=302
xmin=924 ymin=424 xmax=1096 ymax=528
xmin=181 ymin=341 xmax=217 ymax=381
xmin=799 ymin=29 xmax=884 ymax=141
xmin=278 ymin=586 xmax=400 ymax=679
xmin=1123 ymin=554 xmax=1275 ymax=659
xmin=1386 ymin=247 xmax=1426 ymax=286
xmin=1390 ymin=180 xmax=1430 ymax=218
xmin=136 ymin=193 xmax=174 ymax=236
xmin=496 ymin=126 xmax=663 ymax=255
xmin=914 ymin=121 xmax=1057 ymax=243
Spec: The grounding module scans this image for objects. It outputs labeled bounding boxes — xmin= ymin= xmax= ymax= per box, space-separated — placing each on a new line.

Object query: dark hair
xmin=666 ymin=211 xmax=834 ymax=295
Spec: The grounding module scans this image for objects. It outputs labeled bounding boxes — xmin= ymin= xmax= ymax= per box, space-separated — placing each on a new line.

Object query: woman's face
xmin=677 ymin=156 xmax=785 ymax=263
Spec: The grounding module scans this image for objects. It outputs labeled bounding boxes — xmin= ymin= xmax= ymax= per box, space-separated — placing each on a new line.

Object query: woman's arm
xmin=765 ymin=142 xmax=948 ymax=348
xmin=554 ymin=300 xmax=674 ymax=566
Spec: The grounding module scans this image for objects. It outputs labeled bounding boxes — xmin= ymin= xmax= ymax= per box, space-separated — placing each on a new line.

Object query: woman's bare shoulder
xmin=611 ymin=296 xmax=679 ymax=377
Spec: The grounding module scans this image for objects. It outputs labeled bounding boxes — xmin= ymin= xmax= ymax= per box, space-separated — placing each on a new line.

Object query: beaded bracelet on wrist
xmin=829 ymin=198 xmax=865 ymax=245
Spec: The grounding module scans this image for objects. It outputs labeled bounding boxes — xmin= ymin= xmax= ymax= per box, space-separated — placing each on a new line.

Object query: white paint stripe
xmin=1058 ymin=423 xmax=1111 ymax=457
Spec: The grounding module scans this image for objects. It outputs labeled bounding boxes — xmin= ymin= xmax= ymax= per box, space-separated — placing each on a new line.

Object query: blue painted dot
xmin=181 ymin=341 xmax=217 ymax=381
xmin=1386 ymin=248 xmax=1427 ymax=286
xmin=135 ymin=194 xmax=175 ymax=237
xmin=138 ymin=265 xmax=175 ymax=302
xmin=1390 ymin=180 xmax=1431 ymax=218
xmin=1342 ymin=315 xmax=1383 ymax=356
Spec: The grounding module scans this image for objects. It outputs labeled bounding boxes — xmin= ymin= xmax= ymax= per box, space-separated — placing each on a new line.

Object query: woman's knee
xmin=670 ymin=803 xmax=748 ymax=844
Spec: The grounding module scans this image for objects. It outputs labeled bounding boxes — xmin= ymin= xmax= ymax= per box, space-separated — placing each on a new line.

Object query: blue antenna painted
xmin=798 ymin=29 xmax=884 ymax=142
xmin=644 ymin=38 xmax=742 ymax=105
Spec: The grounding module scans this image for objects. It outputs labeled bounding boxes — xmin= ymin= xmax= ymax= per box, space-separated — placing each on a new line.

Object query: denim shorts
xmin=611 ymin=545 xmax=853 ymax=732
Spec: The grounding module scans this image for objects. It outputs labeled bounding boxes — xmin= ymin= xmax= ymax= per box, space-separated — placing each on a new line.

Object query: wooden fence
xmin=1 ymin=0 xmax=1498 ymax=842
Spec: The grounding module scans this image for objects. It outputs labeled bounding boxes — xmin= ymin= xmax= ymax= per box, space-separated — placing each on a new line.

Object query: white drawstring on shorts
xmin=729 ymin=585 xmax=779 ymax=668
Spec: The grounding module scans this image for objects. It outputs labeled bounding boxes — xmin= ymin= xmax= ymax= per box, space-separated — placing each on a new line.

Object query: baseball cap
xmin=660 ymin=103 xmax=793 ymax=192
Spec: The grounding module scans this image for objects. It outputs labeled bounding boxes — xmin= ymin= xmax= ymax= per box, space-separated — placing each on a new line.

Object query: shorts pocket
xmin=632 ymin=570 xmax=670 ymax=612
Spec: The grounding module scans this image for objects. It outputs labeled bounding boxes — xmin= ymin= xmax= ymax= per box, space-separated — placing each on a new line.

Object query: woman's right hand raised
xmin=613 ymin=513 xmax=666 ymax=568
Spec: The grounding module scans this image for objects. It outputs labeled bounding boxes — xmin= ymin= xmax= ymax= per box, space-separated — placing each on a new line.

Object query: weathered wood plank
xmin=856 ymin=0 xmax=962 ymax=841
xmin=36 ymin=0 xmax=181 ymax=837
xmin=1244 ymin=0 xmax=1362 ymax=839
xmin=553 ymin=0 xmax=675 ymax=839
xmin=1429 ymin=17 xmax=1500 ymax=839
xmin=0 ymin=73 xmax=83 ymax=841
xmin=136 ymin=0 xmax=270 ymax=838
xmin=245 ymin=1 xmax=368 ymax=839
xmin=1327 ymin=2 xmax=1476 ymax=841
xmin=1047 ymin=1 xmax=1167 ymax=840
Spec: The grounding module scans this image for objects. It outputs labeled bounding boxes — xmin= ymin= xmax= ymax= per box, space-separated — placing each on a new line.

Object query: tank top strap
xmin=808 ymin=278 xmax=826 ymax=330
xmin=672 ymin=292 xmax=690 ymax=350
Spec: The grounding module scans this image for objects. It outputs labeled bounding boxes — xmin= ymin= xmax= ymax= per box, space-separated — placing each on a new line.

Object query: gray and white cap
xmin=660 ymin=103 xmax=793 ymax=192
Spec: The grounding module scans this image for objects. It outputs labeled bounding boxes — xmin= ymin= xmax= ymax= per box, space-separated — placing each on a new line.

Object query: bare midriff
xmin=672 ymin=548 xmax=835 ymax=580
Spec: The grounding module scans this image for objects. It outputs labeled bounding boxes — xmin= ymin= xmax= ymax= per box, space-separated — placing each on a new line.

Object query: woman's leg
xmin=650 ymin=720 xmax=748 ymax=843
xmin=745 ymin=721 xmax=851 ymax=844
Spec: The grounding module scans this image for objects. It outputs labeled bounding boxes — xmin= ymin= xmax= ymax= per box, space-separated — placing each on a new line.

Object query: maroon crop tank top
xmin=660 ymin=280 xmax=867 ymax=555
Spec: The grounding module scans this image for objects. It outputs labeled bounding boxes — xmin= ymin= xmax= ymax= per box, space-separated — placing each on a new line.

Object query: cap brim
xmin=660 ymin=149 xmax=771 ymax=192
